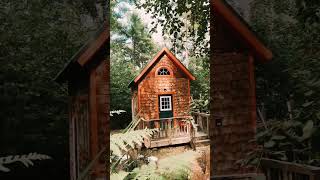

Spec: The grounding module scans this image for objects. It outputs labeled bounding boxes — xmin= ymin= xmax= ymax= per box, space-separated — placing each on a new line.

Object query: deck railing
xmin=192 ymin=112 xmax=210 ymax=135
xmin=141 ymin=116 xmax=194 ymax=140
xmin=261 ymin=158 xmax=320 ymax=180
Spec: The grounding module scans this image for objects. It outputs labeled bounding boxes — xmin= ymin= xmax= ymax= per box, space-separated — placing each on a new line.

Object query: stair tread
xmin=195 ymin=139 xmax=210 ymax=143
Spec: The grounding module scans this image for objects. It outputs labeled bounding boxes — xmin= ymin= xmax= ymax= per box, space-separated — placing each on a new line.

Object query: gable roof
xmin=54 ymin=22 xmax=109 ymax=83
xmin=213 ymin=0 xmax=273 ymax=62
xmin=128 ymin=47 xmax=195 ymax=88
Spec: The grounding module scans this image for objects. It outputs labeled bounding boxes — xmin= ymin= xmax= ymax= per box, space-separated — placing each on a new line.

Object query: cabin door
xmin=158 ymin=95 xmax=173 ymax=118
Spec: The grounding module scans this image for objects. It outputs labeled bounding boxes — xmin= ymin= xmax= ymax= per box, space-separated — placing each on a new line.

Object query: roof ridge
xmin=128 ymin=47 xmax=195 ymax=88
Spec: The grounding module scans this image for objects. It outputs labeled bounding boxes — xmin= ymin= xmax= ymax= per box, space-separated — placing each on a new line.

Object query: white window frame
xmin=159 ymin=96 xmax=172 ymax=111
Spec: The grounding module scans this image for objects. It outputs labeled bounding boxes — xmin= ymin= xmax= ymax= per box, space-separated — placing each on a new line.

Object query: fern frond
xmin=110 ymin=110 xmax=126 ymax=116
xmin=0 ymin=153 xmax=51 ymax=172
xmin=110 ymin=171 xmax=129 ymax=180
xmin=110 ymin=129 xmax=156 ymax=158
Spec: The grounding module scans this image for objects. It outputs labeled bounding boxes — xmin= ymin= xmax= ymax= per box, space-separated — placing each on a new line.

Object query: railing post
xmin=199 ymin=115 xmax=202 ymax=132
xmin=288 ymin=172 xmax=292 ymax=180
xmin=206 ymin=116 xmax=209 ymax=136
xmin=310 ymin=175 xmax=315 ymax=180
xmin=283 ymin=169 xmax=288 ymax=180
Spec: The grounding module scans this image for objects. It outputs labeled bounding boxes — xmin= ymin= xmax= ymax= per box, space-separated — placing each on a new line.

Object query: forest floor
xmin=141 ymin=144 xmax=210 ymax=180
xmin=111 ymin=130 xmax=210 ymax=179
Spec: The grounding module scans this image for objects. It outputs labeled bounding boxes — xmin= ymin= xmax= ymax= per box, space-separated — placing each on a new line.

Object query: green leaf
xmin=271 ymin=135 xmax=286 ymax=140
xmin=301 ymin=120 xmax=314 ymax=140
xmin=304 ymin=90 xmax=314 ymax=96
xmin=264 ymin=140 xmax=276 ymax=148
xmin=302 ymin=101 xmax=314 ymax=107
xmin=256 ymin=130 xmax=269 ymax=139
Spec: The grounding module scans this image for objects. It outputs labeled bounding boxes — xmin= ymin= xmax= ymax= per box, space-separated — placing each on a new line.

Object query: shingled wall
xmin=210 ymin=52 xmax=257 ymax=175
xmin=137 ymin=55 xmax=190 ymax=120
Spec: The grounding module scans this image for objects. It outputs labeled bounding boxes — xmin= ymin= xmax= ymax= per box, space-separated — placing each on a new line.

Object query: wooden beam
xmin=89 ymin=69 xmax=98 ymax=175
xmin=248 ymin=54 xmax=257 ymax=133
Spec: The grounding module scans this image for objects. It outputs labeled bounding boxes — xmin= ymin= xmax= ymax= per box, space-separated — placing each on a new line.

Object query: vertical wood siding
xmin=70 ymin=95 xmax=90 ymax=180
xmin=94 ymin=59 xmax=109 ymax=177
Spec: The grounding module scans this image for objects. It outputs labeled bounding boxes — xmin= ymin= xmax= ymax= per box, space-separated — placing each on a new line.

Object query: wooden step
xmin=194 ymin=134 xmax=209 ymax=141
xmin=194 ymin=139 xmax=210 ymax=147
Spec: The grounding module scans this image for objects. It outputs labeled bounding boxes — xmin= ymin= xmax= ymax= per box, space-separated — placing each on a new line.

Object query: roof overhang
xmin=212 ymin=0 xmax=273 ymax=62
xmin=54 ymin=22 xmax=109 ymax=83
xmin=129 ymin=47 xmax=195 ymax=88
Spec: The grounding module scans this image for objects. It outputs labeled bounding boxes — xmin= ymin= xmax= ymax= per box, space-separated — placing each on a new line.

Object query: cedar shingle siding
xmin=210 ymin=53 xmax=257 ymax=175
xmin=210 ymin=0 xmax=272 ymax=176
xmin=135 ymin=55 xmax=190 ymax=120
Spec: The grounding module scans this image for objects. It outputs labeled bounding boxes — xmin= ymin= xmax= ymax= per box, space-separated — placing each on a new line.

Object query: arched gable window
xmin=157 ymin=67 xmax=171 ymax=75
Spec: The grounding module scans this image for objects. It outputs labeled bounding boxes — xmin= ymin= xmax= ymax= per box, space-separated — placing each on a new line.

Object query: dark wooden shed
xmin=55 ymin=22 xmax=109 ymax=180
xmin=129 ymin=47 xmax=197 ymax=148
xmin=210 ymin=0 xmax=272 ymax=177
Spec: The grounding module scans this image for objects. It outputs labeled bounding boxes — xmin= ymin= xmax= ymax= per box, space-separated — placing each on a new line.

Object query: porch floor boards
xmin=149 ymin=136 xmax=191 ymax=148
xmin=146 ymin=131 xmax=210 ymax=148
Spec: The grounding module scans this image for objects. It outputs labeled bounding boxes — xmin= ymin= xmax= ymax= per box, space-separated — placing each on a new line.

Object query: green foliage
xmin=111 ymin=1 xmax=158 ymax=129
xmin=123 ymin=14 xmax=158 ymax=68
xmin=189 ymin=56 xmax=209 ymax=113
xmin=111 ymin=1 xmax=158 ymax=68
xmin=236 ymin=0 xmax=320 ymax=169
xmin=0 ymin=0 xmax=107 ymax=178
xmin=110 ymin=129 xmax=157 ymax=158
xmin=110 ymin=117 xmax=194 ymax=180
xmin=127 ymin=151 xmax=195 ymax=180
xmin=0 ymin=153 xmax=51 ymax=172
xmin=110 ymin=128 xmax=158 ymax=174
xmin=252 ymin=0 xmax=320 ymax=121
xmin=239 ymin=120 xmax=316 ymax=166
xmin=111 ymin=171 xmax=130 ymax=180
xmin=190 ymin=96 xmax=209 ymax=114
xmin=251 ymin=0 xmax=299 ymax=119
xmin=134 ymin=0 xmax=210 ymax=56
xmin=295 ymin=0 xmax=320 ymax=24
xmin=110 ymin=54 xmax=136 ymax=129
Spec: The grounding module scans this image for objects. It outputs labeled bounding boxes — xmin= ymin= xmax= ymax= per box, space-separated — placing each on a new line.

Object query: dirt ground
xmin=140 ymin=144 xmax=210 ymax=180
xmin=111 ymin=130 xmax=210 ymax=179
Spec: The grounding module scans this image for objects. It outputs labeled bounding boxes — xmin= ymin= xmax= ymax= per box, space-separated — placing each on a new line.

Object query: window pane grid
xmin=159 ymin=96 xmax=172 ymax=111
xmin=157 ymin=68 xmax=170 ymax=75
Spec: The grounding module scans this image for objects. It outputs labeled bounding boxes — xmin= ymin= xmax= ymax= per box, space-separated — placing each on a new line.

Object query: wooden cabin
xmin=55 ymin=22 xmax=109 ymax=180
xmin=50 ymin=1 xmax=320 ymax=180
xmin=128 ymin=48 xmax=200 ymax=148
xmin=210 ymin=0 xmax=272 ymax=178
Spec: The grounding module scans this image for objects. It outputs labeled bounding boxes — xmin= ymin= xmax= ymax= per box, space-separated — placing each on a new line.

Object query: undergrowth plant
xmin=110 ymin=129 xmax=158 ymax=177
xmin=126 ymin=151 xmax=195 ymax=180
xmin=110 ymin=112 xmax=195 ymax=179
xmin=190 ymin=95 xmax=209 ymax=113
xmin=238 ymin=119 xmax=316 ymax=167
xmin=0 ymin=153 xmax=51 ymax=172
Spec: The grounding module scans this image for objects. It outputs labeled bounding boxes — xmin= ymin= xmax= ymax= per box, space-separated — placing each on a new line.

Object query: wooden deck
xmin=141 ymin=113 xmax=210 ymax=148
